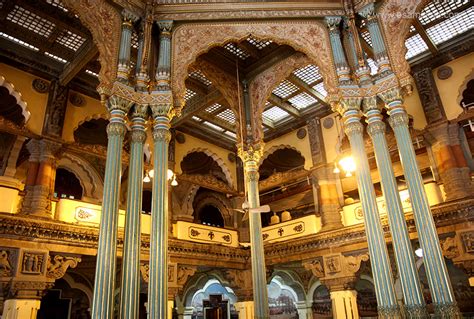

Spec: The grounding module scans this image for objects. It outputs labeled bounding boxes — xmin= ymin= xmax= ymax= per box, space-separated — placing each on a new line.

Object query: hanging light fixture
xmin=143 ymin=171 xmax=151 ymax=183
xmin=338 ymin=156 xmax=356 ymax=177
xmin=171 ymin=175 xmax=178 ymax=186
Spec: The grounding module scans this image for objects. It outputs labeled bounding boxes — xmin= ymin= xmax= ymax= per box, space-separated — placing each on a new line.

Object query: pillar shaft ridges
xmin=117 ymin=10 xmax=139 ymax=83
xmin=377 ymin=88 xmax=461 ymax=318
xmin=91 ymin=95 xmax=131 ymax=319
xmin=363 ymin=96 xmax=429 ymax=318
xmin=156 ymin=20 xmax=173 ymax=89
xmin=359 ymin=2 xmax=392 ymax=74
xmin=119 ymin=104 xmax=147 ymax=319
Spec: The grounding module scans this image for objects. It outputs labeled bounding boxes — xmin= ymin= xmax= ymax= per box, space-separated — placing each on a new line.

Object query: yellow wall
xmin=1 ymin=64 xmax=49 ymax=135
xmin=264 ymin=126 xmax=313 ymax=169
xmin=321 ymin=113 xmax=341 ymax=164
xmin=62 ymin=91 xmax=105 ymax=142
xmin=405 ymin=85 xmax=427 ymax=129
xmin=434 ymin=52 xmax=474 ymax=120
xmin=174 ymin=132 xmax=237 ymax=189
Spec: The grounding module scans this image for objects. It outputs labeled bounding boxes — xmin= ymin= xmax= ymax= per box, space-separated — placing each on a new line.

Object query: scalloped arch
xmin=58 ymin=152 xmax=104 ymax=202
xmin=378 ymin=0 xmax=431 ymax=86
xmin=182 ymin=270 xmax=231 ymax=306
xmin=193 ymin=191 xmax=233 ymax=227
xmin=456 ymin=69 xmax=474 ymax=108
xmin=261 ymin=144 xmax=306 ymax=168
xmin=269 ymin=270 xmax=306 ymax=302
xmin=73 ymin=113 xmax=109 ymax=135
xmin=181 ymin=148 xmax=234 ymax=187
xmin=0 ymin=75 xmax=30 ymax=123
xmin=172 ymin=21 xmax=337 ymax=113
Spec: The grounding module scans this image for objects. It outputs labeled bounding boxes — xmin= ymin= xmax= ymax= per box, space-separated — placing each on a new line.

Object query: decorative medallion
xmin=175 ymin=132 xmax=185 ymax=144
xmin=296 ymin=128 xmax=307 ymax=139
xmin=32 ymin=79 xmax=49 ymax=93
xmin=437 ymin=66 xmax=453 ymax=80
xmin=323 ymin=117 xmax=334 ymax=129
xmin=69 ymin=92 xmax=86 ymax=107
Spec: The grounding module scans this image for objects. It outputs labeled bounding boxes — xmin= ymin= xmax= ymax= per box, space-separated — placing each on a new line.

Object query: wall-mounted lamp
xmin=333 ymin=155 xmax=356 ymax=177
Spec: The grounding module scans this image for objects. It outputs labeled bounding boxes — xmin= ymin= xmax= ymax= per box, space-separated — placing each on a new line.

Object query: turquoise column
xmin=148 ymin=19 xmax=174 ymax=319
xmin=364 ymin=97 xmax=427 ymax=318
xmin=325 ymin=16 xmax=351 ymax=84
xmin=156 ymin=21 xmax=173 ymax=85
xmin=91 ymin=96 xmax=132 ymax=319
xmin=359 ymin=3 xmax=391 ymax=74
xmin=340 ymin=98 xmax=400 ymax=318
xmin=379 ymin=88 xmax=461 ymax=318
xmin=119 ymin=105 xmax=147 ymax=319
xmin=117 ymin=10 xmax=137 ymax=81
xmin=238 ymin=143 xmax=269 ymax=319
xmin=148 ymin=104 xmax=172 ymax=319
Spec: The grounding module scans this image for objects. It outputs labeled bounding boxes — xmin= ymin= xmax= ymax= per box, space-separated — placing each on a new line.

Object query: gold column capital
xmin=237 ymin=142 xmax=264 ymax=165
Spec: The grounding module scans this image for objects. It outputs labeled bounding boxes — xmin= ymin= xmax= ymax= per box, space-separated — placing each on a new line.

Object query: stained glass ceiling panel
xmin=272 ymin=80 xmax=299 ymax=99
xmin=190 ymin=70 xmax=212 ymax=86
xmin=263 ymin=106 xmax=290 ymax=122
xmin=426 ymin=7 xmax=474 ymax=45
xmin=419 ymin=0 xmax=469 ymax=25
xmin=293 ymin=64 xmax=322 ymax=85
xmin=288 ymin=92 xmax=317 ymax=110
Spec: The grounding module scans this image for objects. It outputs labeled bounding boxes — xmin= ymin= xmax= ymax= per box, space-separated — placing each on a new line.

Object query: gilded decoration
xmin=171 ymin=21 xmax=338 ymax=111
xmin=61 ymin=0 xmax=121 ymax=92
xmin=250 ymin=52 xmax=311 ymax=141
xmin=178 ymin=174 xmax=237 ymax=195
xmin=378 ymin=0 xmax=430 ymax=87
xmin=0 ymin=250 xmax=14 ymax=277
xmin=46 ymin=255 xmax=81 ymax=279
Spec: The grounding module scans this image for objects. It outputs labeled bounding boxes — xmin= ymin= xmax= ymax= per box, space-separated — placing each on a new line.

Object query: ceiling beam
xmin=172 ymin=88 xmax=225 ymax=126
xmin=59 ymin=39 xmax=98 ymax=86
xmin=287 ymin=74 xmax=327 ymax=105
xmin=262 ymin=117 xmax=275 ymax=129
xmin=413 ymin=18 xmax=438 ymax=55
xmin=359 ymin=35 xmax=375 ymax=60
xmin=268 ymin=94 xmax=300 ymax=118
xmin=196 ymin=112 xmax=236 ymax=132
xmin=185 ymin=77 xmax=209 ymax=96
xmin=237 ymin=40 xmax=261 ymax=59
xmin=244 ymin=47 xmax=295 ymax=80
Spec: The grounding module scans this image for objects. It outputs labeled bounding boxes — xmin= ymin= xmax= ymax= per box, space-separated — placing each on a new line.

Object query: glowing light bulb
xmin=143 ymin=175 xmax=151 ymax=183
xmin=333 ymin=166 xmax=340 ymax=174
xmin=148 ymin=169 xmax=154 ymax=178
xmin=171 ymin=176 xmax=178 ymax=186
xmin=339 ymin=156 xmax=356 ymax=174
xmin=167 ymin=169 xmax=174 ymax=181
xmin=415 ymin=248 xmax=423 ymax=258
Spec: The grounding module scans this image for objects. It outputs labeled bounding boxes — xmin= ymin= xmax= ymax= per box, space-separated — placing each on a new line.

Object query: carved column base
xmin=234 ymin=301 xmax=254 ymax=319
xmin=441 ymin=168 xmax=474 ymax=201
xmin=2 ymin=299 xmax=41 ymax=319
xmin=21 ymin=185 xmax=52 ymax=218
xmin=377 ymin=305 xmax=402 ymax=319
xmin=433 ymin=302 xmax=462 ymax=319
xmin=404 ymin=304 xmax=429 ymax=319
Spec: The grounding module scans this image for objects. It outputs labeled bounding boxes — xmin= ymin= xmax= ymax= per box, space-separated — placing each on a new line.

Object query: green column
xmin=325 ymin=16 xmax=351 ymax=84
xmin=119 ymin=105 xmax=147 ymax=319
xmin=238 ymin=143 xmax=269 ymax=319
xmin=148 ymin=103 xmax=173 ymax=319
xmin=364 ymin=97 xmax=427 ymax=318
xmin=156 ymin=20 xmax=173 ymax=87
xmin=117 ymin=10 xmax=138 ymax=82
xmin=340 ymin=99 xmax=400 ymax=318
xmin=91 ymin=96 xmax=132 ymax=319
xmin=379 ymin=88 xmax=460 ymax=318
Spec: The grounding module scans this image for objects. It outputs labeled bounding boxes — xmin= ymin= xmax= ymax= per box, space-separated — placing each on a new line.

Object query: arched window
xmin=54 ymin=168 xmax=83 ymax=200
xmin=197 ymin=204 xmax=224 ymax=228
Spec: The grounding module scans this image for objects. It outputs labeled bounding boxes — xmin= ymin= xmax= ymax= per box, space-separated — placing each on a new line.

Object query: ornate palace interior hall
xmin=0 ymin=0 xmax=473 ymax=318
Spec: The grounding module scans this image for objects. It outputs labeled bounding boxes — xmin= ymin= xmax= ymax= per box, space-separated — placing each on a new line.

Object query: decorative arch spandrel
xmin=61 ymin=0 xmax=121 ymax=92
xmin=171 ymin=21 xmax=337 ymax=112
xmin=378 ymin=0 xmax=431 ymax=87
xmin=250 ymin=52 xmax=311 ymax=141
